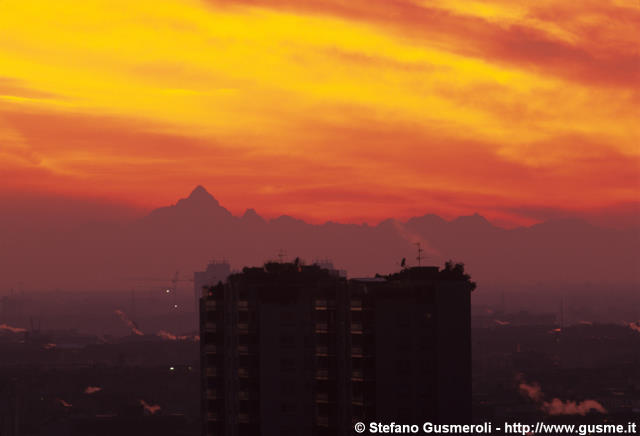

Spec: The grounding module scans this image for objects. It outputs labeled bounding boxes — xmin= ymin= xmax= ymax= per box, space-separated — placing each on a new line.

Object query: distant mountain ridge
xmin=144 ymin=185 xmax=234 ymax=222
xmin=0 ymin=186 xmax=638 ymax=291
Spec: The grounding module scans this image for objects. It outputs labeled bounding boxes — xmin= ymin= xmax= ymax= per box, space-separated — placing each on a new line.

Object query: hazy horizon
xmin=1 ymin=186 xmax=638 ymax=294
xmin=2 ymin=185 xmax=639 ymax=231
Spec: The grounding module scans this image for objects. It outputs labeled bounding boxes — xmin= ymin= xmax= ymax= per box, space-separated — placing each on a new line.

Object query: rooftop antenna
xmin=277 ymin=249 xmax=287 ymax=263
xmin=415 ymin=242 xmax=424 ymax=266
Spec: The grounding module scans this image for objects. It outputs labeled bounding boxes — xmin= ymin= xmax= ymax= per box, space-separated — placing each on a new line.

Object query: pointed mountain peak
xmin=143 ymin=185 xmax=232 ymax=222
xmin=188 ymin=185 xmax=216 ymax=202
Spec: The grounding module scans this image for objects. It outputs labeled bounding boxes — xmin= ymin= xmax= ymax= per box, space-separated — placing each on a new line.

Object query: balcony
xmin=315 ymin=369 xmax=333 ymax=380
xmin=351 ymin=347 xmax=365 ymax=357
xmin=315 ymin=345 xmax=336 ymax=356
xmin=314 ymin=299 xmax=336 ymax=310
xmin=351 ymin=369 xmax=364 ymax=381
xmin=206 ymin=389 xmax=218 ymax=399
xmin=315 ymin=392 xmax=337 ymax=404
xmin=206 ymin=367 xmax=217 ymax=377
xmin=316 ymin=416 xmax=329 ymax=427
xmin=315 ymin=323 xmax=330 ymax=333
xmin=316 ymin=392 xmax=329 ymax=403
xmin=352 ymin=394 xmax=364 ymax=406
xmin=314 ymin=299 xmax=328 ymax=310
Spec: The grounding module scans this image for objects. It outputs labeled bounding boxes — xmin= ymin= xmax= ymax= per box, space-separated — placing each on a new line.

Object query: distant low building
xmin=194 ymin=261 xmax=231 ymax=314
xmin=472 ymin=310 xmax=557 ymax=329
xmin=200 ymin=261 xmax=474 ymax=436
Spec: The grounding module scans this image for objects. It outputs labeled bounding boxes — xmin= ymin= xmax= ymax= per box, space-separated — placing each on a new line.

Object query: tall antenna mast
xmin=416 ymin=242 xmax=424 ymax=266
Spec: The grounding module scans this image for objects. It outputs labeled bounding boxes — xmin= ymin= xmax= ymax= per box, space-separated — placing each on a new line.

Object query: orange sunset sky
xmin=1 ymin=0 xmax=639 ymax=226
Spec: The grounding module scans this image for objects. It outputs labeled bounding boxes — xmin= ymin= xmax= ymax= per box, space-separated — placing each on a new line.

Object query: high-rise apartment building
xmin=200 ymin=261 xmax=473 ymax=436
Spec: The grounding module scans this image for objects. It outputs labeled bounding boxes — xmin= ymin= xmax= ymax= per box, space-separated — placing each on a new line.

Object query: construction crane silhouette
xmin=128 ymin=271 xmax=193 ymax=310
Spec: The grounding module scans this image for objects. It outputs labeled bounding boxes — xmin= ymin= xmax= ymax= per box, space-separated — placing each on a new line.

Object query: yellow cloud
xmin=0 ymin=0 xmax=637 ymax=223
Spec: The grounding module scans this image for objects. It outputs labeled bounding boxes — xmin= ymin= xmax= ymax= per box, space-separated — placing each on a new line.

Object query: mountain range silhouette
xmin=1 ymin=186 xmax=638 ymax=292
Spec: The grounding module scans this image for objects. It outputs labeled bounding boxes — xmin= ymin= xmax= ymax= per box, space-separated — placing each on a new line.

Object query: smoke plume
xmin=139 ymin=399 xmax=161 ymax=415
xmin=0 ymin=323 xmax=27 ymax=333
xmin=543 ymin=398 xmax=607 ymax=416
xmin=57 ymin=399 xmax=73 ymax=408
xmin=84 ymin=386 xmax=102 ymax=394
xmin=391 ymin=221 xmax=442 ymax=261
xmin=114 ymin=309 xmax=144 ymax=336
xmin=518 ymin=377 xmax=607 ymax=416
xmin=518 ymin=382 xmax=543 ymax=402
xmin=156 ymin=330 xmax=199 ymax=341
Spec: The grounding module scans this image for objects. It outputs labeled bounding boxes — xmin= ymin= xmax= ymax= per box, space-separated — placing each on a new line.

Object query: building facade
xmin=200 ymin=262 xmax=473 ymax=436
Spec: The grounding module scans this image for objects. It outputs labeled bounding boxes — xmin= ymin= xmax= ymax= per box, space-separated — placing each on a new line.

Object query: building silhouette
xmin=199 ymin=261 xmax=473 ymax=436
xmin=194 ymin=261 xmax=231 ymax=314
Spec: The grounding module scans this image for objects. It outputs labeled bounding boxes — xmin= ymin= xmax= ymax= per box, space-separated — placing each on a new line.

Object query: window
xmin=281 ymin=357 xmax=295 ymax=372
xmin=280 ymin=335 xmax=295 ymax=347
xmin=395 ymin=360 xmax=411 ymax=373
xmin=280 ymin=311 xmax=296 ymax=326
